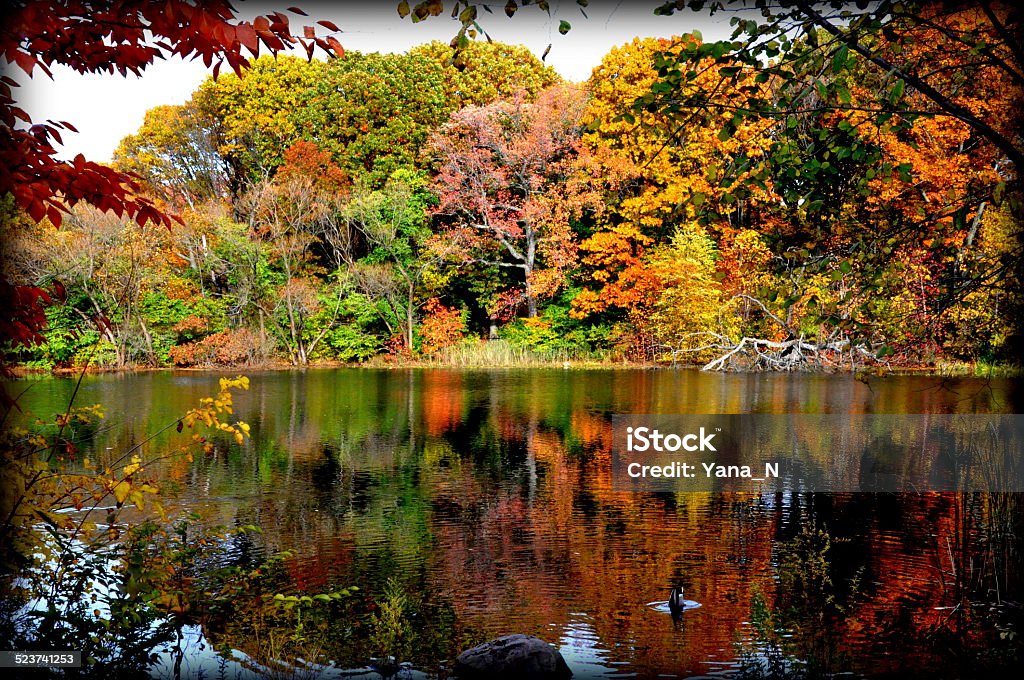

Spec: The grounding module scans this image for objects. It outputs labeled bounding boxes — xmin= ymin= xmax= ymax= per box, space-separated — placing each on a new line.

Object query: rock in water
xmin=455 ymin=634 xmax=572 ymax=679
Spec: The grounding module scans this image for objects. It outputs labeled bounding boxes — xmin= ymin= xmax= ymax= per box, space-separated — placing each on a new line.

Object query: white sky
xmin=16 ymin=1 xmax=736 ymax=162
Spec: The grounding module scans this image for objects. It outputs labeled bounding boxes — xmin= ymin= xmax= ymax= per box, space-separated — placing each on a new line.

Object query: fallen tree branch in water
xmin=654 ymin=332 xmax=881 ymax=372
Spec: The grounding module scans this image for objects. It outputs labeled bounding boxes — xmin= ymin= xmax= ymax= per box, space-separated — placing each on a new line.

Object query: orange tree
xmin=570 ymin=35 xmax=776 ymax=356
xmin=639 ymin=1 xmax=1023 ymax=358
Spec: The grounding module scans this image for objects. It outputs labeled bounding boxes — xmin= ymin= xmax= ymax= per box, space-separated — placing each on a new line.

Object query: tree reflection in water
xmin=12 ymin=369 xmax=1023 ymax=677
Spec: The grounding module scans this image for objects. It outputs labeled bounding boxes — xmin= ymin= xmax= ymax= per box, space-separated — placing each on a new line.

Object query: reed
xmin=428 ymin=340 xmax=608 ymax=368
xmin=930 ymin=360 xmax=1023 ymax=378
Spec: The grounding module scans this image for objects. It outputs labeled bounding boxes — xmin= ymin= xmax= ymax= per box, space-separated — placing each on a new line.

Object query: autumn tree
xmin=408 ymin=40 xmax=560 ymax=109
xmin=571 ymin=36 xmax=773 ymax=321
xmin=7 ymin=206 xmax=164 ymax=367
xmin=642 ymin=2 xmax=1022 ymax=341
xmin=646 ymin=223 xmax=738 ymax=363
xmin=429 ymin=84 xmax=598 ymax=318
xmin=188 ymin=43 xmax=558 ymax=193
xmin=240 ymin=141 xmax=349 ymax=364
xmin=0 ymin=0 xmax=342 ymax=353
xmin=344 ymin=169 xmax=460 ymax=351
xmin=406 ymin=0 xmax=1022 ymax=366
xmin=195 ymin=55 xmax=329 ymax=193
xmin=112 ymin=99 xmax=228 ymax=210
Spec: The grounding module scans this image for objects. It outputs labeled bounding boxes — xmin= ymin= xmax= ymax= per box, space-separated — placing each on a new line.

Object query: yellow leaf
xmin=113 ymin=481 xmax=131 ymax=504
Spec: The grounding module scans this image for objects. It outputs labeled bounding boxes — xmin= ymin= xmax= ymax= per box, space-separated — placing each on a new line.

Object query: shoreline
xmin=7 ymin=359 xmax=1021 ymax=379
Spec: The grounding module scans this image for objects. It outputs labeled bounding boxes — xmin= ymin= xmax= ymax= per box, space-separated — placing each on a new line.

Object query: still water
xmin=11 ymin=369 xmax=1024 ymax=678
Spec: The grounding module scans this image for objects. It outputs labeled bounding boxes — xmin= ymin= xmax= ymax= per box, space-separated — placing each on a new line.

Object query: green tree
xmin=292 ymin=51 xmax=450 ymax=186
xmin=345 ymin=169 xmax=456 ymax=351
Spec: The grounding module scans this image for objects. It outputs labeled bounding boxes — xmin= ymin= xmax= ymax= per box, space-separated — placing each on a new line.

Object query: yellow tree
xmin=572 ymin=35 xmax=773 ymax=320
xmin=646 ymin=223 xmax=738 ymax=362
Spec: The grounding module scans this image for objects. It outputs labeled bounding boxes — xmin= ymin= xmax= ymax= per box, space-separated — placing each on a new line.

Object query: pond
xmin=9 ymin=368 xmax=1024 ymax=678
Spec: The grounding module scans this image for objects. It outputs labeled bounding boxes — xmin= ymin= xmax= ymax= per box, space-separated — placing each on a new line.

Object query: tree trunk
xmin=406 ymin=281 xmax=415 ymax=352
xmin=140 ymin=319 xmax=155 ymax=364
xmin=524 ymin=230 xmax=538 ymax=317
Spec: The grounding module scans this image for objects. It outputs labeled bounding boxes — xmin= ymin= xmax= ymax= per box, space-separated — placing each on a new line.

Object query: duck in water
xmin=668 ymin=586 xmax=684 ymax=619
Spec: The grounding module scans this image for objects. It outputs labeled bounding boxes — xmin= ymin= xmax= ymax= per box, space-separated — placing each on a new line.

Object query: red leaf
xmin=303 ymin=25 xmax=315 ymax=39
xmin=317 ymin=20 xmax=340 ymax=32
xmin=236 ymin=23 xmax=258 ymax=52
xmin=326 ymin=36 xmax=344 ymax=57
xmin=27 ymin=199 xmax=45 ymax=223
xmin=12 ymin=51 xmax=36 ymax=75
xmin=288 ymin=6 xmax=308 ymax=16
xmin=46 ymin=205 xmax=63 ymax=227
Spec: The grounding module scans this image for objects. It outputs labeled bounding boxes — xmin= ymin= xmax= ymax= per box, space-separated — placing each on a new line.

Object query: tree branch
xmin=794 ymin=0 xmax=1023 ymax=169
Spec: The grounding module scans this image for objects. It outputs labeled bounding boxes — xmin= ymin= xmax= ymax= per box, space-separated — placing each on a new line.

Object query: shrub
xmin=171 ymin=315 xmax=211 ymax=341
xmin=501 ymin=302 xmax=610 ymax=356
xmin=168 ymin=328 xmax=269 ymax=367
xmin=419 ymin=299 xmax=465 ymax=356
xmin=321 ymin=324 xmax=380 ymax=362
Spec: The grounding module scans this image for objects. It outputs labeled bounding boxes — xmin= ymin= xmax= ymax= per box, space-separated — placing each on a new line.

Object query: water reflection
xmin=9 ymin=369 xmax=1024 ymax=678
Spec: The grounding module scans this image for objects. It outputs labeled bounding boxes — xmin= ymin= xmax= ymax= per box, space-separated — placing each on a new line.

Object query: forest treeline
xmin=3 ymin=18 xmax=1021 ymax=371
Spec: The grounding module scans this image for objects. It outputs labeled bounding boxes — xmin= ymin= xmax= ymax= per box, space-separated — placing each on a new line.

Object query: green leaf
xmin=691 ymin=192 xmax=706 ymax=206
xmin=993 ymin=180 xmax=1006 ymax=205
xmin=832 ymin=44 xmax=849 ymax=73
xmin=558 ymin=20 xmax=571 ymax=35
xmin=717 ymin=125 xmax=733 ymax=142
xmin=835 ymin=83 xmax=852 ymax=104
xmin=888 ymin=78 xmax=905 ymax=105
